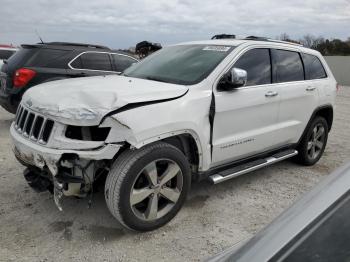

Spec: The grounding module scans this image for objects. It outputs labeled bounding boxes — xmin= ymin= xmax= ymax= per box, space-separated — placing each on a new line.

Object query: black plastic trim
xmin=209 ymin=92 xmax=216 ymax=159
xmin=297 ymin=104 xmax=334 ymax=145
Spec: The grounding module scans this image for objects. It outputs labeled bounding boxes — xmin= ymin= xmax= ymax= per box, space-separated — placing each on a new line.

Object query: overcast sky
xmin=1 ymin=0 xmax=350 ymax=49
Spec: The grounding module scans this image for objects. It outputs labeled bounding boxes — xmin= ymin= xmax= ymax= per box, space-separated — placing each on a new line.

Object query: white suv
xmin=10 ymin=38 xmax=337 ymax=231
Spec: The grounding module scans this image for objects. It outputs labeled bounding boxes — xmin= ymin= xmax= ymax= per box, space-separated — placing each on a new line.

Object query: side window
xmin=112 ymin=54 xmax=137 ymax=72
xmin=233 ymin=48 xmax=271 ymax=86
xmin=25 ymin=49 xmax=69 ymax=69
xmin=271 ymin=49 xmax=304 ymax=83
xmin=302 ymin=53 xmax=327 ymax=80
xmin=71 ymin=52 xmax=112 ymax=71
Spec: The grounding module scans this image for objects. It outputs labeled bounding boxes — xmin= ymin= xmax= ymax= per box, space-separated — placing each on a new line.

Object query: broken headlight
xmin=65 ymin=125 xmax=111 ymax=141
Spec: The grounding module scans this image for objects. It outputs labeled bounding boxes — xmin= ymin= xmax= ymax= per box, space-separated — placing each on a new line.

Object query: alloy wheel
xmin=307 ymin=123 xmax=325 ymax=160
xmin=130 ymin=159 xmax=183 ymax=221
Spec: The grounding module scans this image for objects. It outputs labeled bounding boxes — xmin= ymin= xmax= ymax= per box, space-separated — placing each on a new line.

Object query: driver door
xmin=211 ymin=48 xmax=281 ymax=166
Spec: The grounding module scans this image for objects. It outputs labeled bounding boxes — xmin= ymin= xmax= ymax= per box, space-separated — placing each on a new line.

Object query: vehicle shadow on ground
xmin=26 ymin=178 xmax=217 ymax=243
xmin=33 ymin=187 xmax=128 ymax=242
xmin=31 ymin=160 xmax=299 ymax=242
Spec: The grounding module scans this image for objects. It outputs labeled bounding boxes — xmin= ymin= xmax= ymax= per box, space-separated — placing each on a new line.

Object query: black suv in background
xmin=0 ymin=42 xmax=138 ymax=113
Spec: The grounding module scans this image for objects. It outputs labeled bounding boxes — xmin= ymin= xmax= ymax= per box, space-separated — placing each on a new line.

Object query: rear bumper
xmin=10 ymin=122 xmax=122 ymax=175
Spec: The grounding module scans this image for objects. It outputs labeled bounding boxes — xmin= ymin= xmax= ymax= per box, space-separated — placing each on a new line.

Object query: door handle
xmin=265 ymin=91 xmax=278 ymax=97
xmin=306 ymin=86 xmax=316 ymax=91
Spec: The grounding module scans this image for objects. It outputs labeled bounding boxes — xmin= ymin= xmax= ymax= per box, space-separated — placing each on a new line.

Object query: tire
xmin=295 ymin=116 xmax=328 ymax=166
xmin=105 ymin=142 xmax=191 ymax=231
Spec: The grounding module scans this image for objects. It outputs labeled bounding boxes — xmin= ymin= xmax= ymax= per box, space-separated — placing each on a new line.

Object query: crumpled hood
xmin=22 ymin=75 xmax=188 ymax=126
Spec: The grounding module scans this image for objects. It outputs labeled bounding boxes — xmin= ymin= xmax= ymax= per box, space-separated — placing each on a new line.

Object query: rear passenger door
xmin=272 ymin=49 xmax=320 ymax=145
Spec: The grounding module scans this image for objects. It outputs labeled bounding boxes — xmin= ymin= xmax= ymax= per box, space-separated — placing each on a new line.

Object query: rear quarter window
xmin=272 ymin=49 xmax=304 ymax=83
xmin=302 ymin=53 xmax=327 ymax=80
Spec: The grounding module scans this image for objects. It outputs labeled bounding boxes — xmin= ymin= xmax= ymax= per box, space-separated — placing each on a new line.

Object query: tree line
xmin=278 ymin=33 xmax=350 ymax=56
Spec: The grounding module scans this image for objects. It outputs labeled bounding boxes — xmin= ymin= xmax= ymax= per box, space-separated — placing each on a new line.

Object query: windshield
xmin=123 ymin=44 xmax=234 ymax=85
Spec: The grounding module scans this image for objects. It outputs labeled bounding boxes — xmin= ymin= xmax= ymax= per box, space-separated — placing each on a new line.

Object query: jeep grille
xmin=14 ymin=105 xmax=54 ymax=144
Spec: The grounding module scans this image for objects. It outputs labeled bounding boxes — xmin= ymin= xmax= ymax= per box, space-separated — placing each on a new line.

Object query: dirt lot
xmin=0 ymin=87 xmax=349 ymax=262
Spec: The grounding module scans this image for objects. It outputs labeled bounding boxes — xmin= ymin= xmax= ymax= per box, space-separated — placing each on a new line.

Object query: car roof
xmin=175 ymin=39 xmax=320 ymax=55
xmin=176 ymin=39 xmax=247 ymax=46
xmin=21 ymin=42 xmax=111 ymax=51
xmin=19 ymin=42 xmax=137 ymax=58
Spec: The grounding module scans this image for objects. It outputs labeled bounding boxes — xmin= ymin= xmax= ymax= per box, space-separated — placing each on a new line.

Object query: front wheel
xmin=105 ymin=142 xmax=191 ymax=231
xmin=296 ymin=116 xmax=328 ymax=166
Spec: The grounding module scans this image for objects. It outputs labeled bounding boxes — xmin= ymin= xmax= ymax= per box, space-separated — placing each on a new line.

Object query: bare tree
xmin=279 ymin=33 xmax=290 ymax=41
xmin=299 ymin=34 xmax=316 ymax=48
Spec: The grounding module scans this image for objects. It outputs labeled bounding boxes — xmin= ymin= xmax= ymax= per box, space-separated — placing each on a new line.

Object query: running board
xmin=209 ymin=149 xmax=298 ymax=184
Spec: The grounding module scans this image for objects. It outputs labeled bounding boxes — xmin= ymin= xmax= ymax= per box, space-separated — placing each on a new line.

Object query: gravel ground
xmin=0 ymin=87 xmax=349 ymax=262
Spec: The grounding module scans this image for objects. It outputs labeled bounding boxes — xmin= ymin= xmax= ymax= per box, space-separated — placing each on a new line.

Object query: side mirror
xmin=218 ymin=68 xmax=247 ymax=90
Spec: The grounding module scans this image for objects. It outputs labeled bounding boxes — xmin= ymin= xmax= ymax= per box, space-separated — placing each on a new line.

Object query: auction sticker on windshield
xmin=203 ymin=46 xmax=231 ymax=52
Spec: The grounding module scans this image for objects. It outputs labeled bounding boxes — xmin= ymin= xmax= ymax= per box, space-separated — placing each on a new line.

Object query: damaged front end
xmin=22 ymin=157 xmax=110 ymax=210
xmin=10 ymin=104 xmax=125 ymax=211
xmin=53 ymin=156 xmax=110 ymax=211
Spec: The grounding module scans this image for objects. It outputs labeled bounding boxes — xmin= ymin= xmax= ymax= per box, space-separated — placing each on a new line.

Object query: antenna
xmin=35 ymin=29 xmax=44 ymax=44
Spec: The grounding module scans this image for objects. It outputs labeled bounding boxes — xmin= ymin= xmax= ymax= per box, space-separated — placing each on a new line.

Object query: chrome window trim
xmin=67 ymin=51 xmax=138 ymax=73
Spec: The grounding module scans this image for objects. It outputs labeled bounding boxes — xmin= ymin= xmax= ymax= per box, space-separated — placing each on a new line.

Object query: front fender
xmin=100 ymin=91 xmax=212 ymax=171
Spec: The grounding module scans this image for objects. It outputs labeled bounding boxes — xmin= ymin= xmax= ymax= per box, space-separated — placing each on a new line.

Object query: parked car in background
xmin=0 ymin=42 xmax=138 ymax=113
xmin=208 ymin=162 xmax=350 ymax=262
xmin=0 ymin=45 xmax=18 ymax=69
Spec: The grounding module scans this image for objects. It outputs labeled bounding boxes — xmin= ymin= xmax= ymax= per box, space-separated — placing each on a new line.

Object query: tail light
xmin=13 ymin=68 xmax=36 ymax=88
xmin=336 ymin=83 xmax=341 ymax=92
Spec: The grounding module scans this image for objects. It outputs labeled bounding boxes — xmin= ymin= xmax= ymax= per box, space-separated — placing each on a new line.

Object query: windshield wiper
xmin=145 ymin=76 xmax=168 ymax=83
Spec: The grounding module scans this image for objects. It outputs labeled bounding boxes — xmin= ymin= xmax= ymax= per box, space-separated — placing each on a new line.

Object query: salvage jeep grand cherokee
xmin=11 ymin=37 xmax=336 ymax=231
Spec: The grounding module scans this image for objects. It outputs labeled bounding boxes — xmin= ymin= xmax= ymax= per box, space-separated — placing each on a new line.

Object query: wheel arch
xmin=298 ymin=105 xmax=333 ymax=145
xmin=161 ymin=134 xmax=200 ymax=170
xmin=315 ymin=105 xmax=333 ymax=131
xmin=131 ymin=130 xmax=204 ymax=173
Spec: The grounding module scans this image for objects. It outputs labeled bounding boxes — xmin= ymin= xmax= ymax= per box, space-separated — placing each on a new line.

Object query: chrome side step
xmin=209 ymin=149 xmax=298 ymax=184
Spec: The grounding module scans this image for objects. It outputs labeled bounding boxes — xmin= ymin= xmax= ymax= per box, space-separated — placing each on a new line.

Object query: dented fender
xmin=99 ymin=87 xmax=213 ymax=171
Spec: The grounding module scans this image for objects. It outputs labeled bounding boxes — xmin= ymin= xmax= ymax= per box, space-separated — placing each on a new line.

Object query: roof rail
xmin=244 ymin=36 xmax=268 ymax=41
xmin=243 ymin=36 xmax=303 ymax=46
xmin=38 ymin=42 xmax=110 ymax=49
xmin=266 ymin=39 xmax=303 ymax=47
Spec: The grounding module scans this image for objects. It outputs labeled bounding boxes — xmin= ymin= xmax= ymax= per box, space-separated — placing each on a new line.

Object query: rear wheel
xmin=105 ymin=142 xmax=191 ymax=231
xmin=296 ymin=116 xmax=328 ymax=166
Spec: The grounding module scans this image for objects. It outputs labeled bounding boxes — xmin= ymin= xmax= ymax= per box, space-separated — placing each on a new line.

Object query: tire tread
xmin=105 ymin=142 xmax=187 ymax=231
